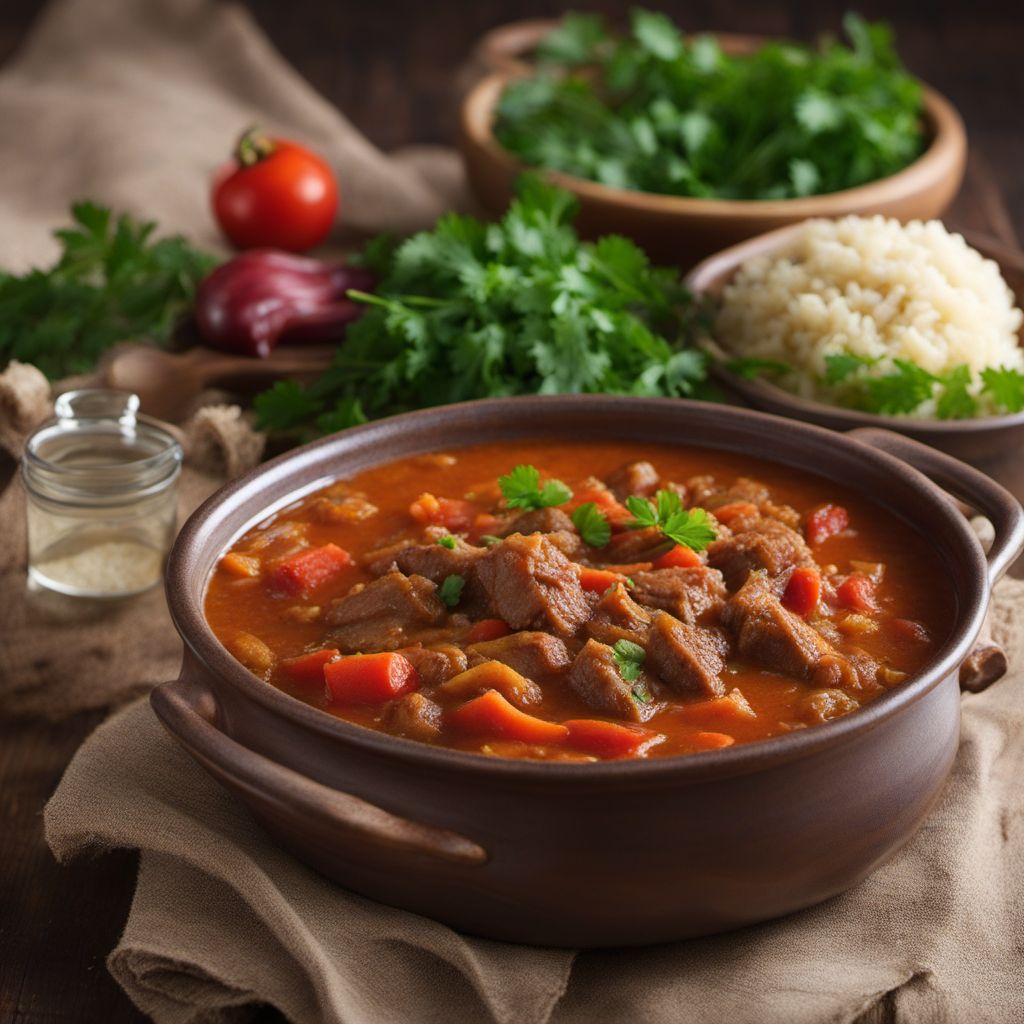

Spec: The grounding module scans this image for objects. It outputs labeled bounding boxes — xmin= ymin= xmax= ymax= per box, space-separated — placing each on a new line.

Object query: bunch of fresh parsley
xmin=254 ymin=175 xmax=705 ymax=438
xmin=494 ymin=10 xmax=924 ymax=201
xmin=0 ymin=202 xmax=215 ymax=379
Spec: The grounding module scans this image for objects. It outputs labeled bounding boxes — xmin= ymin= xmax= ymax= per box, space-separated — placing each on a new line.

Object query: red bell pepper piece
xmin=805 ymin=503 xmax=850 ymax=545
xmin=269 ymin=543 xmax=352 ymax=597
xmin=836 ymin=573 xmax=877 ymax=612
xmin=782 ymin=566 xmax=821 ymax=617
xmin=324 ymin=652 xmax=420 ymax=704
xmin=280 ymin=648 xmax=340 ymax=685
xmin=448 ymin=690 xmax=569 ymax=744
xmin=652 ymin=544 xmax=702 ymax=569
xmin=564 ymin=719 xmax=664 ymax=759
xmin=465 ymin=619 xmax=512 ymax=644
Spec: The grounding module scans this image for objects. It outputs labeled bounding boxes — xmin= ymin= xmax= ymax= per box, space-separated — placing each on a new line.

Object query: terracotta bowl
xmin=685 ymin=226 xmax=1024 ymax=498
xmin=152 ymin=397 xmax=1023 ymax=947
xmin=458 ymin=25 xmax=966 ymax=268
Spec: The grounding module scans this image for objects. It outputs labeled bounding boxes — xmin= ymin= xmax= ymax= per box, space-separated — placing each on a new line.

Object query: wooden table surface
xmin=1 ymin=2 xmax=1021 ymax=1021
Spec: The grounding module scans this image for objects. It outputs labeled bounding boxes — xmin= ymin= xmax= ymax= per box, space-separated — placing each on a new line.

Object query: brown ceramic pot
xmin=152 ymin=397 xmax=1023 ymax=947
xmin=458 ymin=27 xmax=967 ymax=267
xmin=686 ymin=227 xmax=1024 ymax=500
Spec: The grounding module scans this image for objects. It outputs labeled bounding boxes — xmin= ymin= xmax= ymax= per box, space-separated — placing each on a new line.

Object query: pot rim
xmin=166 ymin=395 xmax=991 ymax=783
xmin=459 ymin=54 xmax=965 ymax=220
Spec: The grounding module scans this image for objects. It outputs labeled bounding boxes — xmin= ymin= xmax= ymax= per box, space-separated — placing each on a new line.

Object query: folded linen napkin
xmin=44 ymin=575 xmax=1024 ymax=1024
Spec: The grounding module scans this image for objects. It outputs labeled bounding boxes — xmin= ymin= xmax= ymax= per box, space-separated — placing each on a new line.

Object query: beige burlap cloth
xmin=4 ymin=0 xmax=1023 ymax=1020
xmin=41 ymin=579 xmax=1024 ymax=1024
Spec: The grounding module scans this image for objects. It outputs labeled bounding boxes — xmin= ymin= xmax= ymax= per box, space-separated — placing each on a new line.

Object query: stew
xmin=205 ymin=440 xmax=952 ymax=761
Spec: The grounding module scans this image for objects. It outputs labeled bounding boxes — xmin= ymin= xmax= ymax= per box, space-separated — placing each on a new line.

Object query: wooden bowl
xmin=458 ymin=25 xmax=967 ymax=268
xmin=685 ymin=225 xmax=1024 ymax=497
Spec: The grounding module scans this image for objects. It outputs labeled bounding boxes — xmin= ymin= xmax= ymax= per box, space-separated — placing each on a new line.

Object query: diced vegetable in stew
xmin=205 ymin=441 xmax=952 ymax=762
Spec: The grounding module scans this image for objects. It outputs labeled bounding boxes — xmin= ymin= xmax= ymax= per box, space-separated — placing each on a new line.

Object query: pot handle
xmin=151 ymin=675 xmax=488 ymax=867
xmin=849 ymin=427 xmax=1024 ymax=585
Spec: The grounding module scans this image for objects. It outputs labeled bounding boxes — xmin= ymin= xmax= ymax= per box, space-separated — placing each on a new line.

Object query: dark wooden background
xmin=1 ymin=1 xmax=1022 ymax=1022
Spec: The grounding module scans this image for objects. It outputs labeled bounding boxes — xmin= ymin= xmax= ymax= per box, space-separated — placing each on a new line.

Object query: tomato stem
xmin=234 ymin=125 xmax=276 ymax=167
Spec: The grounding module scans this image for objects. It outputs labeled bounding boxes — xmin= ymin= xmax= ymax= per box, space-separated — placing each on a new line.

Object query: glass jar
xmin=22 ymin=389 xmax=183 ymax=598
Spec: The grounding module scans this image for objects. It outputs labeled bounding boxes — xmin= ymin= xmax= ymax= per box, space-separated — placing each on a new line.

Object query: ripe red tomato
xmin=212 ymin=128 xmax=339 ymax=252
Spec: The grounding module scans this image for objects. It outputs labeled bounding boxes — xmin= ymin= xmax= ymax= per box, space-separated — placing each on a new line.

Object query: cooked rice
xmin=715 ymin=215 xmax=1024 ymax=416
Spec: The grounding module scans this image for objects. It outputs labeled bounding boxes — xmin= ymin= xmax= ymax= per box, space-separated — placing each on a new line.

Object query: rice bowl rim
xmin=685 ymin=221 xmax=1024 ymax=433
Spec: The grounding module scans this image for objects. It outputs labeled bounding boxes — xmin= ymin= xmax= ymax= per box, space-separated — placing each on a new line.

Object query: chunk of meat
xmin=606 ymin=461 xmax=659 ymax=501
xmin=586 ymin=583 xmax=652 ymax=647
xmin=630 ymin=567 xmax=727 ymax=625
xmin=383 ymin=692 xmax=443 ymax=742
xmin=567 ymin=639 xmax=653 ymax=723
xmin=326 ymin=571 xmax=446 ymax=652
xmin=396 ymin=643 xmax=468 ymax=687
xmin=365 ymin=538 xmax=490 ymax=616
xmin=645 ymin=613 xmax=728 ymax=698
xmin=603 ymin=526 xmax=672 ymax=564
xmin=723 ymin=573 xmax=864 ymax=689
xmin=707 ymin=518 xmax=813 ymax=589
xmin=364 ymin=537 xmax=485 ymax=580
xmin=466 ymin=631 xmax=572 ymax=679
xmin=476 ymin=533 xmax=591 ymax=637
xmin=499 ymin=507 xmax=575 ymax=537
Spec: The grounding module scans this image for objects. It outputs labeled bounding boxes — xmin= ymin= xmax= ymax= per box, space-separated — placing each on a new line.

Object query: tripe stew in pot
xmin=205 ymin=440 xmax=952 ymax=762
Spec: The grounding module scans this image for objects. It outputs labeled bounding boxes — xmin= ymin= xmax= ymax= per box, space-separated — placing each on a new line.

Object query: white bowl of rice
xmin=686 ymin=218 xmax=1024 ymax=472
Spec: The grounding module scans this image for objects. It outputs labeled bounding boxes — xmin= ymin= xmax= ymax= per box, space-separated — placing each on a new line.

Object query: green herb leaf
xmin=478 ymin=534 xmax=503 ymax=547
xmin=936 ymin=365 xmax=978 ymax=420
xmin=499 ymin=464 xmax=573 ymax=510
xmin=436 ymin=535 xmax=457 ymax=550
xmin=626 ymin=488 xmax=717 ymax=552
xmin=438 ymin=574 xmax=465 ymax=608
xmin=571 ymin=502 xmax=611 ymax=547
xmin=862 ymin=359 xmax=937 ymax=414
xmin=981 ymin=366 xmax=1024 ymax=414
xmin=0 ymin=203 xmax=215 ymax=379
xmin=726 ymin=357 xmax=791 ymax=380
xmin=612 ymin=639 xmax=646 ymax=683
xmin=823 ymin=353 xmax=876 ymax=383
xmin=254 ymin=175 xmax=704 ymax=439
xmin=492 ymin=11 xmax=924 ymax=202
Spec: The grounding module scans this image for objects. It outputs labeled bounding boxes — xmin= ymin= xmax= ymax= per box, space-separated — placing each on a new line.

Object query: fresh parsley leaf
xmin=478 ymin=535 xmax=503 ymax=547
xmin=726 ymin=357 xmax=791 ymax=380
xmin=436 ymin=535 xmax=457 ymax=549
xmin=254 ymin=175 xmax=705 ymax=438
xmin=612 ymin=639 xmax=646 ymax=683
xmin=0 ymin=202 xmax=215 ymax=379
xmin=571 ymin=502 xmax=611 ymax=547
xmin=499 ymin=464 xmax=572 ymax=510
xmin=936 ymin=365 xmax=978 ymax=420
xmin=626 ymin=488 xmax=717 ymax=552
xmin=981 ymin=366 xmax=1024 ymax=414
xmin=862 ymin=359 xmax=937 ymax=415
xmin=493 ymin=11 xmax=924 ymax=201
xmin=438 ymin=574 xmax=465 ymax=608
xmin=823 ymin=353 xmax=876 ymax=383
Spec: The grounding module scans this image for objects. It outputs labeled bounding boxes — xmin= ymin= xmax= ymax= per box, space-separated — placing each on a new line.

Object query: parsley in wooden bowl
xmin=459 ymin=11 xmax=966 ymax=267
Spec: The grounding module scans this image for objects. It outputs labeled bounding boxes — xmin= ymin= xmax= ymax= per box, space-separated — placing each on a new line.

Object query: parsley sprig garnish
xmin=438 ymin=574 xmax=465 ymax=608
xmin=499 ymin=464 xmax=572 ymax=510
xmin=436 ymin=535 xmax=457 ymax=550
xmin=612 ymin=639 xmax=646 ymax=683
xmin=571 ymin=502 xmax=611 ymax=547
xmin=726 ymin=352 xmax=1024 ymax=420
xmin=0 ymin=202 xmax=215 ymax=379
xmin=254 ymin=175 xmax=706 ymax=439
xmin=625 ymin=489 xmax=717 ymax=552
